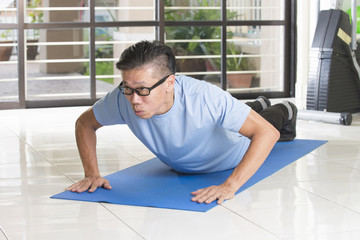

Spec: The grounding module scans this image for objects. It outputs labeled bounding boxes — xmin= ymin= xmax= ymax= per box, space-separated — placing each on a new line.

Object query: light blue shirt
xmin=93 ymin=75 xmax=251 ymax=173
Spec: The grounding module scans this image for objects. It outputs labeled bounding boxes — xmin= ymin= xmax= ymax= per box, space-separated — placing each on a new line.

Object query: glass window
xmin=26 ymin=0 xmax=89 ymax=23
xmin=165 ymin=0 xmax=222 ymax=21
xmin=0 ymin=0 xmax=293 ymax=109
xmin=95 ymin=0 xmax=155 ymax=22
xmin=0 ymin=29 xmax=17 ymax=102
xmin=226 ymin=25 xmax=284 ymax=93
xmin=227 ymin=0 xmax=285 ymax=21
xmin=165 ymin=25 xmax=222 ymax=85
xmin=26 ymin=28 xmax=90 ymax=100
xmin=0 ymin=0 xmax=17 ymax=24
xmin=95 ymin=26 xmax=156 ymax=98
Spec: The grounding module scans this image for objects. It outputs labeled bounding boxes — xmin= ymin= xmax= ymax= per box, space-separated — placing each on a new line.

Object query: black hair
xmin=116 ymin=40 xmax=176 ymax=76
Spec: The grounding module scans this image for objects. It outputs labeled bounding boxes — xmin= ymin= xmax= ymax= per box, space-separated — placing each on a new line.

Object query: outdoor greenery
xmin=0 ymin=30 xmax=12 ymax=40
xmin=83 ymin=61 xmax=114 ymax=84
xmin=164 ymin=0 xmax=252 ymax=73
xmin=82 ymin=42 xmax=114 ymax=84
xmin=165 ymin=0 xmax=236 ymax=57
xmin=211 ymin=41 xmax=253 ymax=72
xmin=27 ymin=0 xmax=43 ymax=39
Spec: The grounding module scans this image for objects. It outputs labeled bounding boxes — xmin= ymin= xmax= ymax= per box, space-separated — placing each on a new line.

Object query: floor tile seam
xmin=31 ymin=152 xmax=76 ymax=183
xmin=128 ymin=153 xmax=153 ymax=163
xmin=288 ymin=176 xmax=360 ymax=184
xmin=221 ymin=202 xmax=318 ymax=213
xmin=0 ymin=121 xmax=22 ymax=140
xmin=328 ymin=160 xmax=360 ymax=172
xmin=294 ymin=185 xmax=360 ymax=215
xmin=84 ymin=137 xmax=151 ymax=163
xmin=314 ymin=229 xmax=360 ymax=236
xmin=309 ymin=154 xmax=360 ymax=165
xmin=0 ymin=225 xmax=11 ymax=240
xmin=222 ymin=191 xmax=340 ymax=212
xmin=100 ymin=203 xmax=146 ymax=240
xmin=279 ymin=230 xmax=360 ymax=240
xmin=6 ymin=129 xmax=77 ymax=184
xmin=294 ymin=177 xmax=360 ymax=183
xmin=223 ymin=203 xmax=360 ymax=240
xmin=289 ymin=177 xmax=360 ymax=186
xmin=292 ymin=153 xmax=360 ymax=173
xmin=95 ymin=134 xmax=154 ymax=158
xmin=224 ymin=180 xmax=331 ymax=211
xmin=220 ymin=205 xmax=282 ymax=239
xmin=309 ymin=151 xmax=360 ymax=162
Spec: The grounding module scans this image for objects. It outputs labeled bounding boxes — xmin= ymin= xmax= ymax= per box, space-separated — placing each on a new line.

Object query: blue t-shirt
xmin=93 ymin=75 xmax=251 ymax=173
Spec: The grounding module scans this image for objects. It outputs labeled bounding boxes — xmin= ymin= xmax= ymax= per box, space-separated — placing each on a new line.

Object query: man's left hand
xmin=191 ymin=183 xmax=237 ymax=205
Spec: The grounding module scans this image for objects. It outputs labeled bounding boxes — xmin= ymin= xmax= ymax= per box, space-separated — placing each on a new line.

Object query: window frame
xmin=0 ymin=0 xmax=296 ymax=109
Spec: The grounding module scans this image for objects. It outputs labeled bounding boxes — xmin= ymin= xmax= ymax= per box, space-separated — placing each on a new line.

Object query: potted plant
xmin=27 ymin=0 xmax=43 ymax=60
xmin=207 ymin=41 xmax=255 ymax=88
xmin=224 ymin=42 xmax=254 ymax=88
xmin=0 ymin=30 xmax=14 ymax=61
xmin=165 ymin=0 xmax=237 ymax=77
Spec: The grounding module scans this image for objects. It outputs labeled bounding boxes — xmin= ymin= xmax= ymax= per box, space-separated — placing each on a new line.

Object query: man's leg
xmin=246 ymin=97 xmax=297 ymax=141
xmin=260 ymin=101 xmax=297 ymax=141
xmin=277 ymin=101 xmax=297 ymax=141
xmin=245 ymin=96 xmax=271 ymax=113
xmin=258 ymin=103 xmax=288 ymax=131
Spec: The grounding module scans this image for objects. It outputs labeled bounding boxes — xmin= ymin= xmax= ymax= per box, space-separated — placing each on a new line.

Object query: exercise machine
xmin=301 ymin=0 xmax=360 ymax=125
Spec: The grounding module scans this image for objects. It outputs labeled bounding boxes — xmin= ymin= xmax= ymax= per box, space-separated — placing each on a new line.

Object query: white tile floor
xmin=0 ymin=102 xmax=360 ymax=240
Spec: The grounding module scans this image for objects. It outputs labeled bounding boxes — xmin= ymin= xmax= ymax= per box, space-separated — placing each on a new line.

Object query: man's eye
xmin=138 ymin=88 xmax=149 ymax=93
xmin=123 ymin=87 xmax=133 ymax=92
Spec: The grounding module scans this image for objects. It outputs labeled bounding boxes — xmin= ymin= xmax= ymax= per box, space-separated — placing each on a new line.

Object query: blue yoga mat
xmin=51 ymin=139 xmax=327 ymax=212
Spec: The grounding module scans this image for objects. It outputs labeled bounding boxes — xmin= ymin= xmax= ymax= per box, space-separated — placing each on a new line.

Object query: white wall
xmin=296 ymin=1 xmax=316 ymax=109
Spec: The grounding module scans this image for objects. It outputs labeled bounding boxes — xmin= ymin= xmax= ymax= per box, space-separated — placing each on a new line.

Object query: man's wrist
xmin=84 ymin=169 xmax=101 ymax=178
xmin=223 ymin=178 xmax=241 ymax=193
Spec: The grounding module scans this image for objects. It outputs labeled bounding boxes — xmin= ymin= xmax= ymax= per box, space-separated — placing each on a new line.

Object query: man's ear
xmin=166 ymin=74 xmax=176 ymax=91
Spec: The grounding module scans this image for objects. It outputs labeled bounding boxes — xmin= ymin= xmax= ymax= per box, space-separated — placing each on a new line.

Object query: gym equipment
xmin=298 ymin=109 xmax=352 ymax=125
xmin=306 ymin=0 xmax=360 ymax=114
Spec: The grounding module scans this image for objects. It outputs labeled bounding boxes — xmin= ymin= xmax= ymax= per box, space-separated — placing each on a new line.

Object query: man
xmin=66 ymin=40 xmax=297 ymax=205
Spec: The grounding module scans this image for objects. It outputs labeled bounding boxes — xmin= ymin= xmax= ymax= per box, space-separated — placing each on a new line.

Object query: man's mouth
xmin=134 ymin=108 xmax=144 ymax=115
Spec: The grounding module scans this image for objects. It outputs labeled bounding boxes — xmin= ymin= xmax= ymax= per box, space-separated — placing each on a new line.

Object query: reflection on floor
xmin=0 ymin=103 xmax=360 ymax=240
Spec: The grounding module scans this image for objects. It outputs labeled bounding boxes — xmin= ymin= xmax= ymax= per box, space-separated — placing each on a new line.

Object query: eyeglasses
xmin=118 ymin=74 xmax=172 ymax=96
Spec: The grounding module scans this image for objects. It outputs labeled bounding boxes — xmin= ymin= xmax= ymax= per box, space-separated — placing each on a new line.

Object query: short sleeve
xmin=92 ymin=87 xmax=126 ymax=126
xmin=204 ymin=84 xmax=251 ymax=133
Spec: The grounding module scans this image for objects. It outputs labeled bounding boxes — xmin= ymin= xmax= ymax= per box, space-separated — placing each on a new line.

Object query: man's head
xmin=116 ymin=41 xmax=176 ymax=119
xmin=116 ymin=40 xmax=176 ymax=76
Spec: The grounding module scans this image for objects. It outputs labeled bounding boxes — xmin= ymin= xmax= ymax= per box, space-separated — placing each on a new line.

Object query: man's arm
xmin=66 ymin=107 xmax=112 ymax=193
xmin=191 ymin=109 xmax=280 ymax=204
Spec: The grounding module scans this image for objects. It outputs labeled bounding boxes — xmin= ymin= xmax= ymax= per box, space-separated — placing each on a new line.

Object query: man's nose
xmin=130 ymin=92 xmax=142 ymax=104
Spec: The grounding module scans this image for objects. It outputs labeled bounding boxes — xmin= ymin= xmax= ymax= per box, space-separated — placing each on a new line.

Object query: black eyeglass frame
xmin=118 ymin=74 xmax=173 ymax=96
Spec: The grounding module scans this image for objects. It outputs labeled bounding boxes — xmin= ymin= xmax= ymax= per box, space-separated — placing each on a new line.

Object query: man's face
xmin=121 ymin=67 xmax=174 ymax=119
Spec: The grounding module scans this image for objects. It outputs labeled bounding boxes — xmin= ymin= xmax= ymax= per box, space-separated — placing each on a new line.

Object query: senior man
xmin=66 ymin=40 xmax=297 ymax=204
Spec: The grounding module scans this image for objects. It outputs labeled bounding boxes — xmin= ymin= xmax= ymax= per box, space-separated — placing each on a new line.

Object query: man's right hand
xmin=68 ymin=108 xmax=109 ymax=194
xmin=66 ymin=176 xmax=112 ymax=193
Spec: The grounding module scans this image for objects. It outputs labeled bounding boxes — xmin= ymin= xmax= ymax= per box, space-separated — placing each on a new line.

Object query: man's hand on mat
xmin=66 ymin=176 xmax=112 ymax=193
xmin=191 ymin=183 xmax=236 ymax=205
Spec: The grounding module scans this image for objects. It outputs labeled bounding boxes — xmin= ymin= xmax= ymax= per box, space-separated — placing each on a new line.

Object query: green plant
xmin=203 ymin=40 xmax=253 ymax=73
xmin=225 ymin=42 xmax=251 ymax=71
xmin=165 ymin=0 xmax=237 ymax=57
xmin=28 ymin=0 xmax=43 ymax=22
xmin=83 ymin=61 xmax=114 ymax=84
xmin=82 ymin=47 xmax=114 ymax=84
xmin=28 ymin=0 xmax=44 ymax=39
xmin=0 ymin=30 xmax=12 ymax=41
xmin=0 ymin=30 xmax=14 ymax=61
